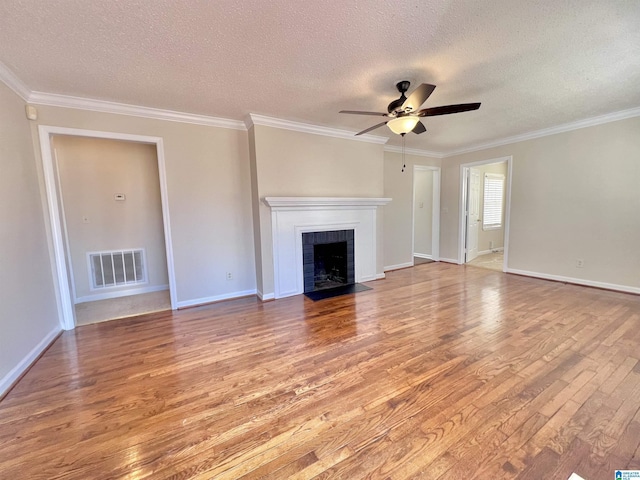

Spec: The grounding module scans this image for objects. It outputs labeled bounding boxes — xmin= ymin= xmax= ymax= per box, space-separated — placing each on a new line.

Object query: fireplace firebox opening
xmin=303 ymin=230 xmax=355 ymax=293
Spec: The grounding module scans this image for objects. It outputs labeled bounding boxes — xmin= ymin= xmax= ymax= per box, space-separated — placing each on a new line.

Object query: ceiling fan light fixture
xmin=387 ymin=116 xmax=420 ymax=135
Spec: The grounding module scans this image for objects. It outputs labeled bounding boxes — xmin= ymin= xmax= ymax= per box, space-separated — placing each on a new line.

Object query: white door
xmin=466 ymin=168 xmax=481 ymax=262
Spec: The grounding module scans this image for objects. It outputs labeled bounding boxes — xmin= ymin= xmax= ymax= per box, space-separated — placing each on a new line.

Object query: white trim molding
xmin=438 ymin=258 xmax=461 ymax=264
xmin=0 ymin=326 xmax=61 ymax=398
xmin=257 ymin=290 xmax=275 ymax=301
xmin=477 ymin=247 xmax=504 ymax=256
xmin=38 ymin=125 xmax=179 ymax=330
xmin=176 ymin=289 xmax=258 ymax=309
xmin=29 ymin=92 xmax=246 ymax=130
xmin=445 ymin=106 xmax=640 ymax=157
xmin=264 ymin=197 xmax=392 ymax=209
xmin=506 ymin=268 xmax=640 ymax=296
xmin=384 ymin=262 xmax=414 ymax=271
xmin=0 ymin=60 xmax=30 ymax=101
xmin=1 ymin=61 xmax=637 ymax=157
xmin=247 ymin=114 xmax=389 ymax=145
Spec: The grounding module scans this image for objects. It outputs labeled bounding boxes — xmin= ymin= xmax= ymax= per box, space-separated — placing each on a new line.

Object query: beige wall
xmin=440 ymin=116 xmax=640 ymax=289
xmin=476 ymin=161 xmax=507 ymax=253
xmin=414 ymin=169 xmax=434 ymax=256
xmin=54 ymin=136 xmax=168 ymax=299
xmin=0 ymin=83 xmax=59 ymax=388
xmin=31 ymin=105 xmax=256 ymax=306
xmin=250 ymin=125 xmax=385 ymax=296
xmin=384 ymin=151 xmax=441 ymax=269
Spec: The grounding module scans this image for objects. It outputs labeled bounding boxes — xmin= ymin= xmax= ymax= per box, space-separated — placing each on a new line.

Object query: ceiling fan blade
xmin=339 ymin=110 xmax=389 ymax=116
xmin=417 ymin=103 xmax=481 ymax=117
xmin=412 ymin=120 xmax=427 ymax=134
xmin=402 ymin=83 xmax=436 ymax=112
xmin=355 ymin=121 xmax=388 ymax=136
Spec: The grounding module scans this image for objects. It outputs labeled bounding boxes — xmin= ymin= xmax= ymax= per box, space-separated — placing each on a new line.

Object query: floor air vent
xmin=88 ymin=249 xmax=146 ymax=289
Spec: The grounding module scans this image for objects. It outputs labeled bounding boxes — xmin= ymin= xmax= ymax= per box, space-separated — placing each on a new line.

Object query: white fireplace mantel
xmin=264 ymin=197 xmax=391 ymax=299
xmin=264 ymin=197 xmax=392 ymax=209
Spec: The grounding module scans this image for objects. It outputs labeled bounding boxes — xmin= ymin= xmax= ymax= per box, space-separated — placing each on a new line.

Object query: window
xmin=483 ymin=173 xmax=504 ymax=230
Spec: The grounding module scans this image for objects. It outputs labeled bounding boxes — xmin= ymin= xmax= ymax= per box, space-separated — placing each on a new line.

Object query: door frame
xmin=412 ymin=165 xmax=441 ymax=262
xmin=465 ymin=167 xmax=481 ymax=263
xmin=458 ymin=156 xmax=512 ymax=271
xmin=38 ymin=125 xmax=178 ymax=330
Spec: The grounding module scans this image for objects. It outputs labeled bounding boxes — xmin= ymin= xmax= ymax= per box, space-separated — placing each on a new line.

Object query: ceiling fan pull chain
xmin=401 ymin=133 xmax=406 ymax=172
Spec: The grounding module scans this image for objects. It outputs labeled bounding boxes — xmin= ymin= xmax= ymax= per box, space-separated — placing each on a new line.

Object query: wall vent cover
xmin=88 ymin=249 xmax=147 ymax=289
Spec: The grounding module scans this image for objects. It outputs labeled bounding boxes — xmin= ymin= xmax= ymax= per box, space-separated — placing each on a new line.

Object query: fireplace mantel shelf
xmin=264 ymin=197 xmax=392 ymax=210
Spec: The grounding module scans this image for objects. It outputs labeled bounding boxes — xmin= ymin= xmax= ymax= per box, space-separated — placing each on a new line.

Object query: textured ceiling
xmin=1 ymin=0 xmax=639 ymax=153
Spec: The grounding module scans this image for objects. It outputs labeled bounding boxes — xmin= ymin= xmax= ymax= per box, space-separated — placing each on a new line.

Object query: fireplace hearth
xmin=302 ymin=230 xmax=355 ymax=293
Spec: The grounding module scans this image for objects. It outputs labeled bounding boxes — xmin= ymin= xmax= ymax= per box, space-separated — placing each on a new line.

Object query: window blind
xmin=483 ymin=173 xmax=504 ymax=230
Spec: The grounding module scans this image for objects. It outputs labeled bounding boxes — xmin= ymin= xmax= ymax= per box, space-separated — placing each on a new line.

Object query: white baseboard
xmin=384 ymin=262 xmax=414 ymax=272
xmin=438 ymin=257 xmax=460 ymax=264
xmin=478 ymin=247 xmax=504 ymax=256
xmin=176 ymin=289 xmax=258 ymax=308
xmin=506 ymin=268 xmax=640 ymax=295
xmin=0 ymin=326 xmax=61 ymax=398
xmin=374 ymin=273 xmax=386 ymax=280
xmin=413 ymin=253 xmax=433 ymax=259
xmin=257 ymin=290 xmax=275 ymax=301
xmin=76 ymin=284 xmax=169 ymax=304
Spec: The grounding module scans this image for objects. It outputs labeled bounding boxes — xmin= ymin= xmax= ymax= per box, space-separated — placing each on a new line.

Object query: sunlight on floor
xmin=74 ymin=290 xmax=171 ymax=326
xmin=467 ymin=251 xmax=504 ymax=272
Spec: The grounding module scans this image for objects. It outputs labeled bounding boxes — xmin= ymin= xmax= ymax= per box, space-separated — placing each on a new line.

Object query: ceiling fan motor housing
xmin=387 ymin=80 xmax=411 ymax=113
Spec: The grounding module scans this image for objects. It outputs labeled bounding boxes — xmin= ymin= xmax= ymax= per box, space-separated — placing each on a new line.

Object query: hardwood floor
xmin=2 ymin=263 xmax=640 ymax=479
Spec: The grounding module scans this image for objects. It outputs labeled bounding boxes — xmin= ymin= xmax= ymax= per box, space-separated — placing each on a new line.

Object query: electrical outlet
xmin=226 ymin=272 xmax=233 ymax=280
xmin=576 ymin=259 xmax=584 ymax=268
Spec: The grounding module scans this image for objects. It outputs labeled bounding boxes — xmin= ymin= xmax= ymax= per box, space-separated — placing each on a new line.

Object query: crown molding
xmin=28 ymin=91 xmax=247 ymax=130
xmin=384 ymin=145 xmax=444 ymax=159
xmin=0 ymin=60 xmax=31 ymax=101
xmin=1 ymin=61 xmax=637 ymax=151
xmin=443 ymin=106 xmax=640 ymax=157
xmin=247 ymin=113 xmax=389 ymax=145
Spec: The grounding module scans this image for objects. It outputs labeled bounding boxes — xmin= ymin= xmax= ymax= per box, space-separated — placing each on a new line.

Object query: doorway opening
xmin=39 ymin=126 xmax=177 ymax=330
xmin=459 ymin=156 xmax=512 ymax=272
xmin=412 ymin=165 xmax=440 ymax=266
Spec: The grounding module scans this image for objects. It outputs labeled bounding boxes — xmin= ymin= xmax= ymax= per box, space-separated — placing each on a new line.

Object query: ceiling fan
xmin=340 ymin=80 xmax=481 ymax=136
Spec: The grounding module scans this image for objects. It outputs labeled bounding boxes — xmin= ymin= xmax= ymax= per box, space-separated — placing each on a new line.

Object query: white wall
xmin=414 ymin=169 xmax=434 ymax=257
xmin=31 ymin=105 xmax=256 ymax=308
xmin=441 ymin=116 xmax=640 ymax=291
xmin=384 ymin=151 xmax=441 ymax=269
xmin=0 ymin=82 xmax=60 ymax=394
xmin=54 ymin=136 xmax=169 ymax=300
xmin=249 ymin=125 xmax=386 ymax=297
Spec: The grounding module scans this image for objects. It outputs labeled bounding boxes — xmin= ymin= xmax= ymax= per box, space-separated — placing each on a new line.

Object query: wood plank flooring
xmin=1 ymin=263 xmax=640 ymax=479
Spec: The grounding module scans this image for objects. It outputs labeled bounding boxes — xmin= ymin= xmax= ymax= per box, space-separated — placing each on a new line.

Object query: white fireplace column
xmin=263 ymin=197 xmax=391 ymax=299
